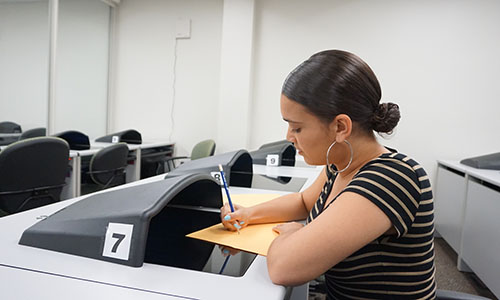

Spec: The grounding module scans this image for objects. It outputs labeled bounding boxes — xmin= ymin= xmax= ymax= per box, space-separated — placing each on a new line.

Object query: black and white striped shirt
xmin=307 ymin=152 xmax=436 ymax=299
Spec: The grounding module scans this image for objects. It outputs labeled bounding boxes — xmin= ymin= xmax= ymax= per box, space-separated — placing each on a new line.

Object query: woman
xmin=221 ymin=50 xmax=435 ymax=299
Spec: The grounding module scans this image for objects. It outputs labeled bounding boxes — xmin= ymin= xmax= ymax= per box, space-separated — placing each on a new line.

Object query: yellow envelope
xmin=187 ymin=222 xmax=281 ymax=256
xmin=187 ymin=193 xmax=282 ymax=256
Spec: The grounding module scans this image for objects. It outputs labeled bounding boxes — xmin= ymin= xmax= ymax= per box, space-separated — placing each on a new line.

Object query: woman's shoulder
xmin=357 ymin=151 xmax=429 ymax=186
xmin=372 ymin=152 xmax=426 ymax=175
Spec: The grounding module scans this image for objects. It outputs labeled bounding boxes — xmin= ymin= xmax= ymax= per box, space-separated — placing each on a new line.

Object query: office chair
xmin=436 ymin=289 xmax=491 ymax=300
xmin=0 ymin=121 xmax=22 ymax=133
xmin=87 ymin=143 xmax=129 ymax=191
xmin=164 ymin=139 xmax=216 ymax=172
xmin=0 ymin=137 xmax=69 ymax=216
xmin=53 ymin=130 xmax=90 ymax=150
xmin=19 ymin=127 xmax=46 ymax=140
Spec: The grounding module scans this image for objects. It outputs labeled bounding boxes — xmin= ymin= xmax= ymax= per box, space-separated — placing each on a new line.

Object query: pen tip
xmin=218 ymin=164 xmax=223 ymax=171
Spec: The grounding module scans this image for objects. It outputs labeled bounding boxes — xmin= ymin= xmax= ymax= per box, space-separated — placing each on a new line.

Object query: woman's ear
xmin=330 ymin=114 xmax=352 ymax=142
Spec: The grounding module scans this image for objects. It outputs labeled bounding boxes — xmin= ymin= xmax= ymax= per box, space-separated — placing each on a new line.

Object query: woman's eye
xmin=291 ymin=128 xmax=301 ymax=133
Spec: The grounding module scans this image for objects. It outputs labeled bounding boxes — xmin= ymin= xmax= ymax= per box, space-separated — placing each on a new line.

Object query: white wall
xmin=217 ymin=0 xmax=255 ymax=153
xmin=54 ymin=0 xmax=110 ymax=139
xmin=112 ymin=0 xmax=223 ymax=155
xmin=250 ymin=0 xmax=500 ymax=180
xmin=0 ymin=0 xmax=49 ymax=131
xmin=112 ymin=0 xmax=500 ymax=182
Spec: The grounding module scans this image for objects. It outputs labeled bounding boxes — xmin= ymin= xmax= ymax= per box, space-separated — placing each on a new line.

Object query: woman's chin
xmin=301 ymin=155 xmax=322 ymax=166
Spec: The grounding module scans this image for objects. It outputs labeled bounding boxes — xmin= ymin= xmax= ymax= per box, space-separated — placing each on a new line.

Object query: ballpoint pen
xmin=219 ymin=164 xmax=240 ymax=234
xmin=219 ymin=254 xmax=231 ymax=274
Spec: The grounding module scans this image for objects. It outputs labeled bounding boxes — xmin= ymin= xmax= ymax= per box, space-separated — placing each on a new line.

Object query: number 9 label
xmin=266 ymin=154 xmax=279 ymax=166
xmin=102 ymin=223 xmax=133 ymax=260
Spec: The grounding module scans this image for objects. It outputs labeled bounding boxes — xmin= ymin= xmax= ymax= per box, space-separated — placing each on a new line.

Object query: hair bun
xmin=372 ymin=102 xmax=400 ymax=134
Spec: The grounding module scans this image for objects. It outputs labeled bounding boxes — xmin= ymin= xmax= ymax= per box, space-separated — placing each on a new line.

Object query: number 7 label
xmin=102 ymin=223 xmax=134 ymax=260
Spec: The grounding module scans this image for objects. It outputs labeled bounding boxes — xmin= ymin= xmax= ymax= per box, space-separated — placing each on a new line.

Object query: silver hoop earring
xmin=326 ymin=140 xmax=353 ymax=175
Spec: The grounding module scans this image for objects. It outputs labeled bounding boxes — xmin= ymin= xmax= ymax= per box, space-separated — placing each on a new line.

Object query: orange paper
xmin=186 ymin=222 xmax=281 ymax=256
xmin=187 ymin=193 xmax=282 ymax=256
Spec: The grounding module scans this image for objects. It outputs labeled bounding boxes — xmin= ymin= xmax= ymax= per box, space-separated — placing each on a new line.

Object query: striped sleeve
xmin=344 ymin=157 xmax=421 ymax=237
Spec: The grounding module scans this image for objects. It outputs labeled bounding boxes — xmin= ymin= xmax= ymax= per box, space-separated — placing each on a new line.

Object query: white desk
xmin=0 ymin=132 xmax=21 ymax=145
xmin=0 ymin=163 xmax=321 ymax=300
xmin=1 ymin=140 xmax=172 ymax=200
xmin=435 ymin=160 xmax=500 ymax=298
xmin=0 ymin=162 xmax=319 ymax=300
xmin=92 ymin=140 xmax=175 ymax=182
xmin=64 ymin=141 xmax=175 ymax=199
xmin=252 ymin=164 xmax=322 ymax=190
xmin=0 ymin=178 xmax=287 ymax=300
xmin=0 ymin=265 xmax=186 ymax=300
xmin=60 ymin=151 xmax=79 ymax=200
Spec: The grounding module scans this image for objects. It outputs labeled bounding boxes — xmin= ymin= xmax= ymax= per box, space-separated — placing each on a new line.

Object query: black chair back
xmin=0 ymin=121 xmax=22 ymax=133
xmin=19 ymin=128 xmax=46 ymax=140
xmin=0 ymin=137 xmax=69 ymax=215
xmin=89 ymin=143 xmax=129 ymax=189
xmin=53 ymin=130 xmax=90 ymax=150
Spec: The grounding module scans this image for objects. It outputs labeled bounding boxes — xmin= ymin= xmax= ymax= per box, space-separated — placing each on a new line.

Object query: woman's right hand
xmin=218 ymin=245 xmax=241 ymax=257
xmin=220 ymin=203 xmax=250 ymax=231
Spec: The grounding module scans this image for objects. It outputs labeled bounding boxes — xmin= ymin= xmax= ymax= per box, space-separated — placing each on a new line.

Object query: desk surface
xmin=91 ymin=140 xmax=175 ymax=151
xmin=0 ymin=164 xmax=319 ymax=300
xmin=0 ymin=133 xmax=21 ymax=137
xmin=438 ymin=160 xmax=500 ymax=186
xmin=0 ymin=133 xmax=21 ymax=146
xmin=69 ymin=140 xmax=175 ymax=156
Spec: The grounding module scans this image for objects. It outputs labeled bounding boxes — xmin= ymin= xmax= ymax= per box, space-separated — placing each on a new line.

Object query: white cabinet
xmin=461 ymin=179 xmax=500 ymax=297
xmin=435 ymin=161 xmax=500 ymax=299
xmin=434 ymin=166 xmax=467 ymax=253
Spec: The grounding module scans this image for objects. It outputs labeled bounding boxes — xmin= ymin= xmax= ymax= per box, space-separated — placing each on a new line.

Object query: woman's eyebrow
xmin=283 ymin=118 xmax=302 ymax=124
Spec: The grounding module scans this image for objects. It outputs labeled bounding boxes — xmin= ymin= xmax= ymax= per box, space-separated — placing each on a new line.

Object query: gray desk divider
xmin=249 ymin=140 xmax=296 ymax=167
xmin=53 ymin=130 xmax=90 ymax=150
xmin=460 ymin=152 xmax=500 ymax=170
xmin=19 ymin=173 xmax=222 ymax=267
xmin=95 ymin=129 xmax=142 ymax=144
xmin=165 ymin=150 xmax=253 ymax=187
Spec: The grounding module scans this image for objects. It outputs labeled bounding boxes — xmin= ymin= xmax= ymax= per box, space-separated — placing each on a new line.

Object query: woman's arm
xmin=221 ymin=167 xmax=328 ymax=229
xmin=266 ymin=191 xmax=392 ymax=286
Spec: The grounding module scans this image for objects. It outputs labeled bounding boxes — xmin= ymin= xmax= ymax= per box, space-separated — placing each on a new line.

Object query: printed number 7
xmin=111 ymin=233 xmax=126 ymax=253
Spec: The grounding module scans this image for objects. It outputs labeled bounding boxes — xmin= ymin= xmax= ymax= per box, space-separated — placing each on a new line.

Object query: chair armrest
xmin=163 ymin=156 xmax=189 ymax=172
xmin=163 ymin=156 xmax=189 ymax=163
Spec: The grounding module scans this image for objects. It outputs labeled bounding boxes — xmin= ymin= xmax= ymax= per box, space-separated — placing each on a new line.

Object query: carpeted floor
xmin=308 ymin=237 xmax=498 ymax=300
xmin=434 ymin=237 xmax=497 ymax=299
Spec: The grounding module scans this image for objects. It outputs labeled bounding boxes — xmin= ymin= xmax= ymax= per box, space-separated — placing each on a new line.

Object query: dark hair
xmin=282 ymin=50 xmax=400 ymax=134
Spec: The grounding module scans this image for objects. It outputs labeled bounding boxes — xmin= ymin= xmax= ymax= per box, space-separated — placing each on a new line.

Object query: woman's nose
xmin=286 ymin=128 xmax=295 ymax=144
